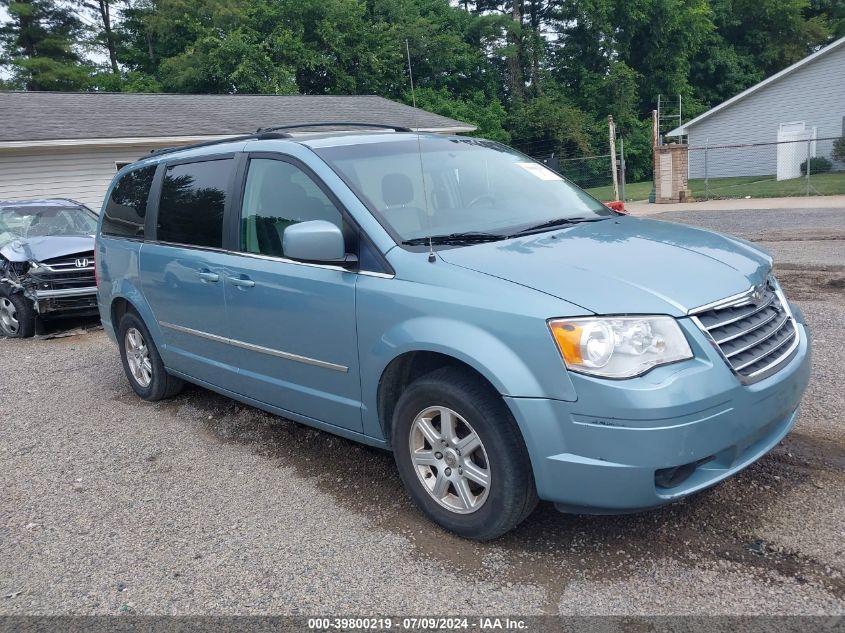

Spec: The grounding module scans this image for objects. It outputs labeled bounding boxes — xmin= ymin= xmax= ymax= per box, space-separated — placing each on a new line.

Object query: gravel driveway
xmin=1 ymin=207 xmax=843 ymax=616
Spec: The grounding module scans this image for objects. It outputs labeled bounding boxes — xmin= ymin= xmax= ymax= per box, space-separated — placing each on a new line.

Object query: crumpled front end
xmin=1 ymin=250 xmax=98 ymax=316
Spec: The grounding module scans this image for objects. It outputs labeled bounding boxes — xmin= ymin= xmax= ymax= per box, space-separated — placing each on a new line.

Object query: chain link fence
xmin=688 ymin=136 xmax=845 ymax=200
xmin=513 ymin=135 xmax=845 ymax=204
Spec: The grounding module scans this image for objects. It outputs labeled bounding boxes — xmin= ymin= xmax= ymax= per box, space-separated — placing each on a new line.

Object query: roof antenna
xmin=406 ymin=39 xmax=436 ymax=263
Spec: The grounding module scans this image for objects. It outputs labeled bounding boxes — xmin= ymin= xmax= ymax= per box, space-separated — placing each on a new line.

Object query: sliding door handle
xmin=198 ymin=270 xmax=219 ymax=283
xmin=228 ymin=276 xmax=255 ymax=288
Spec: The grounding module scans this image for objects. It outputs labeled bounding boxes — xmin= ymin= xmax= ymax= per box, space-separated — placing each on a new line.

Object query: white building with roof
xmin=0 ymin=93 xmax=474 ymax=209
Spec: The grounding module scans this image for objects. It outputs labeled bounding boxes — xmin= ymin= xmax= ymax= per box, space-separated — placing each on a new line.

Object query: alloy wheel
xmin=0 ymin=298 xmax=19 ymax=335
xmin=125 ymin=327 xmax=153 ymax=388
xmin=408 ymin=406 xmax=491 ymax=514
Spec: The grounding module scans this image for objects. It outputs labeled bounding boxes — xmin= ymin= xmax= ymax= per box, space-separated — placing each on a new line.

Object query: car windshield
xmin=313 ymin=136 xmax=614 ymax=243
xmin=0 ymin=205 xmax=98 ymax=246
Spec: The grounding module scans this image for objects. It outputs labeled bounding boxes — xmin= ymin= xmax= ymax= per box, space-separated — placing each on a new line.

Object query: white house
xmin=0 ymin=92 xmax=474 ymax=210
xmin=668 ymin=36 xmax=845 ymax=180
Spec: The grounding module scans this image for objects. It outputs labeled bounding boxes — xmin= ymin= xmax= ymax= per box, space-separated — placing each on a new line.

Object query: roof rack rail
xmin=147 ymin=131 xmax=290 ymax=158
xmin=145 ymin=122 xmax=411 ymax=160
xmin=256 ymin=122 xmax=413 ymax=134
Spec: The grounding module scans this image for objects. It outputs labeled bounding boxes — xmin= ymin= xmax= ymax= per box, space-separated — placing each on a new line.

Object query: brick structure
xmin=654 ymin=143 xmax=692 ymax=203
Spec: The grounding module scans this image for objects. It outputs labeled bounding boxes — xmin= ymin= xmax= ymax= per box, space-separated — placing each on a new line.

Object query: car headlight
xmin=548 ymin=316 xmax=693 ymax=378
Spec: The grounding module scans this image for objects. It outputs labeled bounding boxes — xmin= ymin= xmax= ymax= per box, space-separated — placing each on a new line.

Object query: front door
xmin=223 ymin=155 xmax=362 ymax=432
xmin=141 ymin=157 xmax=239 ymax=389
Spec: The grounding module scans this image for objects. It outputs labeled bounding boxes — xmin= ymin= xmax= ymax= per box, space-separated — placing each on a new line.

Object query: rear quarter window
xmin=102 ymin=165 xmax=156 ymax=239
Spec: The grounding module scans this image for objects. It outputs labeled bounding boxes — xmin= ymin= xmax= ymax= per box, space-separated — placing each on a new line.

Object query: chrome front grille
xmin=692 ymin=280 xmax=799 ymax=382
xmin=40 ymin=251 xmax=95 ymax=271
xmin=31 ymin=251 xmax=96 ymax=291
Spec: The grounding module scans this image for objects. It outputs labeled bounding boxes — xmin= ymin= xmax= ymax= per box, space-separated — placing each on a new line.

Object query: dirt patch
xmin=774 ymin=268 xmax=845 ymax=301
xmin=750 ymin=230 xmax=845 ymax=243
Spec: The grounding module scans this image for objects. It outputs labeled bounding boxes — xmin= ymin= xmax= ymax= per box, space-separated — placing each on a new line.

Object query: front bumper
xmin=505 ymin=319 xmax=811 ymax=512
xmin=33 ymin=286 xmax=99 ymax=315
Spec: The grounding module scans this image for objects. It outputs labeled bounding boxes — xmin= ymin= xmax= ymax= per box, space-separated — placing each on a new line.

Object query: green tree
xmin=412 ymin=87 xmax=510 ymax=142
xmin=707 ymin=0 xmax=831 ymax=78
xmin=0 ymin=0 xmax=93 ymax=90
xmin=807 ymin=0 xmax=845 ymax=38
xmin=507 ymin=94 xmax=593 ymax=158
xmin=83 ymin=0 xmax=121 ymax=74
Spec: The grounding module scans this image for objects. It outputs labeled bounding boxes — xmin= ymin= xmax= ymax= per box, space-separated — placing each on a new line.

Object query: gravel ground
xmin=0 ymin=207 xmax=843 ymax=616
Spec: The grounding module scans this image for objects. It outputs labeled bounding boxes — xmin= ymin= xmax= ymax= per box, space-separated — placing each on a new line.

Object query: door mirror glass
xmin=283 ymin=220 xmax=346 ymax=262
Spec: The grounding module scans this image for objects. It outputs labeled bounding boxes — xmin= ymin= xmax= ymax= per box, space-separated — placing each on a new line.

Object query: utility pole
xmin=619 ymin=138 xmax=626 ymax=202
xmin=608 ymin=115 xmax=619 ymax=201
xmin=649 ymin=110 xmax=659 ymax=203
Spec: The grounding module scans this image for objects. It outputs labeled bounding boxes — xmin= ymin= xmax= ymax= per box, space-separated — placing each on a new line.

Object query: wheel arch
xmin=107 ymin=281 xmax=164 ymax=346
xmin=377 ymin=351 xmax=503 ymax=446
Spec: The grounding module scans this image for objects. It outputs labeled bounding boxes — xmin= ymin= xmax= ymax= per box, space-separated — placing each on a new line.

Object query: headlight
xmin=548 ymin=316 xmax=693 ymax=378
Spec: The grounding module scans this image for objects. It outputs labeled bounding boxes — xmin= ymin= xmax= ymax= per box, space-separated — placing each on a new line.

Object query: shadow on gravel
xmin=34 ymin=314 xmax=102 ymax=340
xmin=151 ymin=384 xmax=844 ymax=604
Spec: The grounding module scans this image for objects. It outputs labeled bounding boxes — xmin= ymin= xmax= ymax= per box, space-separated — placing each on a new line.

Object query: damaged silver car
xmin=0 ymin=199 xmax=99 ymax=337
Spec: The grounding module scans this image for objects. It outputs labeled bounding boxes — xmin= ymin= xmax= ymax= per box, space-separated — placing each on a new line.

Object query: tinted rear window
xmin=102 ymin=165 xmax=156 ymax=238
xmin=157 ymin=159 xmax=232 ymax=248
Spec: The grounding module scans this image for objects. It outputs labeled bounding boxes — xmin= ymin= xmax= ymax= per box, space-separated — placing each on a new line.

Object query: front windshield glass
xmin=313 ymin=136 xmax=613 ymax=243
xmin=0 ymin=206 xmax=97 ymax=246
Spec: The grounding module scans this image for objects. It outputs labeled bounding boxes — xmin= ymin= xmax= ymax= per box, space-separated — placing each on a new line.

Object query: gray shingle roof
xmin=0 ymin=92 xmax=475 ymax=142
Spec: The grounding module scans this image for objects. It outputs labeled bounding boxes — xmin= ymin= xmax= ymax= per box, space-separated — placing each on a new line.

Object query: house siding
xmin=686 ymin=43 xmax=845 ymax=179
xmin=0 ymin=144 xmax=162 ymax=211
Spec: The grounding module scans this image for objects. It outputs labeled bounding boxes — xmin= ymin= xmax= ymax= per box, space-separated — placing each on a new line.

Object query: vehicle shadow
xmin=35 ymin=314 xmax=102 ymax=339
xmin=154 ymin=382 xmax=843 ymax=602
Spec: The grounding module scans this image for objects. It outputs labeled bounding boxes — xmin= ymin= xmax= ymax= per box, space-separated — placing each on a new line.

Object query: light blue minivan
xmin=96 ymin=125 xmax=811 ymax=540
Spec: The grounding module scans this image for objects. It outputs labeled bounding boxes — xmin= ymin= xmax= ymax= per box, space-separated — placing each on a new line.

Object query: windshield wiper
xmin=512 ymin=216 xmax=608 ymax=236
xmin=402 ymin=232 xmax=507 ymax=246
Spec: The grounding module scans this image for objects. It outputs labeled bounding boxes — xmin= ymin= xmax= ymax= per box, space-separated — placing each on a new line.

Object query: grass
xmin=690 ymin=171 xmax=845 ymax=199
xmin=584 ymin=171 xmax=845 ymax=202
xmin=584 ymin=180 xmax=653 ymax=202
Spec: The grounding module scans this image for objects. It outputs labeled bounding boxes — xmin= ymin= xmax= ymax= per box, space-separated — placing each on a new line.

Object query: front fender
xmin=359 ymin=315 xmax=578 ymax=441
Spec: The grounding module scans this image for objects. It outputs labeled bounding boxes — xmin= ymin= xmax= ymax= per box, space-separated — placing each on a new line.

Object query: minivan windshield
xmin=313 ymin=136 xmax=614 ymax=244
xmin=0 ymin=206 xmax=97 ymax=247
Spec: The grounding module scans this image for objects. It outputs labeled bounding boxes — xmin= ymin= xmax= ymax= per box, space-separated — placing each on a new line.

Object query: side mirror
xmin=283 ymin=220 xmax=351 ymax=264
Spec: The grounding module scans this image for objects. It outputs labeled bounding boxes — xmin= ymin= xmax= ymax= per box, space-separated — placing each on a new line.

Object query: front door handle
xmin=228 ymin=276 xmax=255 ymax=288
xmin=198 ymin=270 xmax=219 ymax=283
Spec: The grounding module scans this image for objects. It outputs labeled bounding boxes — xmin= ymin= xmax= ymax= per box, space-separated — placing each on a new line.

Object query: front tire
xmin=0 ymin=294 xmax=35 ymax=338
xmin=118 ymin=311 xmax=184 ymax=401
xmin=392 ymin=366 xmax=538 ymax=540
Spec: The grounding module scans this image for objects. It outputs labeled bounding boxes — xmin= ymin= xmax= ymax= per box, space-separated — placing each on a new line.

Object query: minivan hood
xmin=437 ymin=216 xmax=771 ymax=315
xmin=0 ymin=235 xmax=94 ymax=263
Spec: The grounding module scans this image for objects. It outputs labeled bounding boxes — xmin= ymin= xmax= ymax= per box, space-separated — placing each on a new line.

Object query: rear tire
xmin=118 ymin=311 xmax=184 ymax=401
xmin=0 ymin=293 xmax=35 ymax=338
xmin=392 ymin=366 xmax=538 ymax=541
